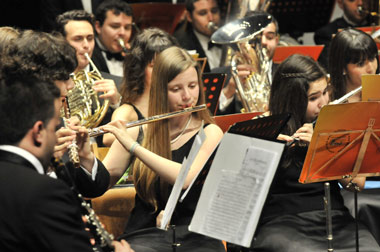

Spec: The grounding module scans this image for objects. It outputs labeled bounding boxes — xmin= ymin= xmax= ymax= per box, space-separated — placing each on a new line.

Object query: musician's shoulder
xmin=112 ymin=104 xmax=138 ymax=122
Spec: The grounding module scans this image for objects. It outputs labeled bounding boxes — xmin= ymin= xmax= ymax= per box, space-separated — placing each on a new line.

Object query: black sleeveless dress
xmin=119 ymin=125 xmax=225 ymax=252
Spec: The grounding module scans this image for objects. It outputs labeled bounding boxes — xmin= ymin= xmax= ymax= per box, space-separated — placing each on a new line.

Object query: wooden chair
xmin=91 ymin=143 xmax=110 ymax=162
xmin=91 ymin=143 xmax=135 ymax=238
xmin=91 ymin=185 xmax=136 ymax=239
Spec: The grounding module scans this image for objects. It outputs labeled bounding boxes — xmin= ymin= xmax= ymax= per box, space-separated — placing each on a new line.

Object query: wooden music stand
xmin=202 ymin=73 xmax=227 ymax=116
xmin=196 ymin=57 xmax=207 ymax=75
xmin=300 ymin=102 xmax=380 ymax=251
xmin=362 ymin=74 xmax=380 ymax=102
xmin=300 ymin=102 xmax=380 ymax=183
xmin=272 ymin=45 xmax=324 ymax=64
xmin=130 ymin=3 xmax=186 ymax=34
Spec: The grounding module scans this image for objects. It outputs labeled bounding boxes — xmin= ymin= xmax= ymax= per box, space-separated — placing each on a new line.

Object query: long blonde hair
xmin=132 ymin=46 xmax=214 ymax=209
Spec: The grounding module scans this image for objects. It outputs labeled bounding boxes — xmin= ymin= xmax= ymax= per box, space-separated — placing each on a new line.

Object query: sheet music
xmin=159 ymin=126 xmax=206 ymax=230
xmin=189 ymin=133 xmax=284 ymax=247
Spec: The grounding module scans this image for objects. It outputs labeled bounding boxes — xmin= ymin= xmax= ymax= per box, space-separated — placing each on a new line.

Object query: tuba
xmin=67 ymin=53 xmax=110 ymax=129
xmin=211 ymin=12 xmax=273 ymax=112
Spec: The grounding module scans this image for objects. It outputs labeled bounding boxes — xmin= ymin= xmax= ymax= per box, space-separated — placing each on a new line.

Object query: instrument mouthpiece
xmin=207 ymin=22 xmax=219 ymax=32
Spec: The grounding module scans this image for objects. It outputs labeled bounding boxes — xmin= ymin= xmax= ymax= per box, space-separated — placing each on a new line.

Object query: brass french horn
xmin=67 ymin=53 xmax=110 ymax=128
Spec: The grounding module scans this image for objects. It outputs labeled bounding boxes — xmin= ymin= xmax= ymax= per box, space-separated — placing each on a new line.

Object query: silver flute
xmin=88 ymin=104 xmax=207 ymax=137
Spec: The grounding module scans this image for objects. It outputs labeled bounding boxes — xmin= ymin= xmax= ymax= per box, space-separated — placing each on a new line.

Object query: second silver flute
xmin=88 ymin=104 xmax=207 ymax=137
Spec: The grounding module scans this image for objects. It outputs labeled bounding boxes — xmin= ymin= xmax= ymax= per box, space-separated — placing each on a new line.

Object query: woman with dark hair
xmin=329 ymin=28 xmax=379 ymax=102
xmin=240 ymin=54 xmax=379 ymax=252
xmin=102 ymin=27 xmax=178 ymax=147
xmin=329 ymin=27 xmax=380 ymax=246
xmin=101 ymin=46 xmax=225 ymax=251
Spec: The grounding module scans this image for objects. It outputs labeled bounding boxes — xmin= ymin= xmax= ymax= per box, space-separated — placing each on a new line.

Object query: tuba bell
xmin=211 ymin=12 xmax=273 ymax=112
xmin=66 ymin=53 xmax=110 ymax=128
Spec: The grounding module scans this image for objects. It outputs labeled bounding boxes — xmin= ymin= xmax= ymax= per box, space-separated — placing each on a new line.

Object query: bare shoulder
xmin=204 ymin=123 xmax=223 ymax=138
xmin=112 ymin=104 xmax=138 ymax=122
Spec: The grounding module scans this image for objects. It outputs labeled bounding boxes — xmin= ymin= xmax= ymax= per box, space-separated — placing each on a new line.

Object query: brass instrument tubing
xmin=118 ymin=38 xmax=128 ymax=54
xmin=207 ymin=22 xmax=218 ymax=32
xmin=88 ymin=104 xmax=207 ymax=137
xmin=84 ymin=53 xmax=102 ymax=77
xmin=358 ymin=6 xmax=380 ymax=17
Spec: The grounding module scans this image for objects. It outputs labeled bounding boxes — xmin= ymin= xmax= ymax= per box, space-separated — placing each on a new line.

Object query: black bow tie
xmin=104 ymin=51 xmax=124 ymax=61
xmin=208 ymin=41 xmax=221 ymax=50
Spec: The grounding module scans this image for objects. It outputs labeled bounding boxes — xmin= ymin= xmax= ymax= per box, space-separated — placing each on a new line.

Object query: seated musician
xmin=314 ymin=0 xmax=371 ymax=70
xmin=215 ymin=12 xmax=280 ymax=115
xmin=102 ymin=27 xmax=178 ymax=147
xmin=56 ymin=9 xmax=123 ymax=147
xmin=92 ymin=0 xmax=134 ymax=77
xmin=229 ymin=54 xmax=380 ymax=252
xmin=1 ymin=30 xmax=110 ymax=197
xmin=329 ymin=27 xmax=380 ymax=246
xmin=100 ymin=46 xmax=226 ymax=252
xmin=0 ymin=76 xmax=133 ymax=252
xmin=173 ymin=0 xmax=223 ymax=73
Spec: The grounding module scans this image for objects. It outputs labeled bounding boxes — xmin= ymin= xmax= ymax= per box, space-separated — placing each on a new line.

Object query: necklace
xmin=170 ymin=115 xmax=192 ymax=144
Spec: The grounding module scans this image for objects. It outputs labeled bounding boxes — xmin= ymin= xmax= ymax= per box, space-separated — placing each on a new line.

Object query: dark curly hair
xmin=120 ymin=27 xmax=178 ymax=104
xmin=1 ymin=30 xmax=77 ymax=83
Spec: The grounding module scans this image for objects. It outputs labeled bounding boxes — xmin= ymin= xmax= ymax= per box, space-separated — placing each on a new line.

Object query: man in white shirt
xmin=314 ymin=0 xmax=370 ymax=69
xmin=174 ymin=0 xmax=222 ymax=72
xmin=56 ymin=9 xmax=123 ymax=146
xmin=92 ymin=0 xmax=134 ymax=77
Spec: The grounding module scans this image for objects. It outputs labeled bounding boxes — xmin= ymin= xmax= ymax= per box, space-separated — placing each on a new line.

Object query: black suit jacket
xmin=91 ymin=42 xmax=111 ymax=75
xmin=0 ymin=150 xmax=93 ymax=252
xmin=59 ymin=152 xmax=110 ymax=198
xmin=174 ymin=24 xmax=211 ymax=73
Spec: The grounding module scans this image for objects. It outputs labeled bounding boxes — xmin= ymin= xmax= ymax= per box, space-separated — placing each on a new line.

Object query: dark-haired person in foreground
xmin=0 ymin=77 xmax=133 ymax=252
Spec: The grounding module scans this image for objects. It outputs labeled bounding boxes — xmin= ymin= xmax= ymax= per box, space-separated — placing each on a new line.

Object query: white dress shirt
xmin=193 ymin=29 xmax=222 ymax=70
xmin=0 ymin=145 xmax=98 ymax=180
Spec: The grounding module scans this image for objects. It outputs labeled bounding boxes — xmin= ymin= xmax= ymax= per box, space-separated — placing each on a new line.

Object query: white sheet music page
xmin=189 ymin=133 xmax=284 ymax=247
xmin=158 ymin=126 xmax=206 ymax=230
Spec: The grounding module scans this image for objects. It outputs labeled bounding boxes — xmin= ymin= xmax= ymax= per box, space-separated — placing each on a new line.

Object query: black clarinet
xmin=51 ymin=159 xmax=115 ymax=252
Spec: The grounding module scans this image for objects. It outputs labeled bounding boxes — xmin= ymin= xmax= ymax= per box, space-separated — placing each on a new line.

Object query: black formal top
xmin=259 ymin=145 xmax=347 ymax=225
xmin=0 ymin=150 xmax=93 ymax=252
xmin=124 ymin=124 xmax=213 ymax=234
xmin=174 ymin=24 xmax=211 ymax=73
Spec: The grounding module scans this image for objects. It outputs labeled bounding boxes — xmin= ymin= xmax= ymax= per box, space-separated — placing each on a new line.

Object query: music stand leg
xmin=354 ymin=187 xmax=359 ymax=252
xmin=324 ymin=182 xmax=334 ymax=252
xmin=169 ymin=225 xmax=181 ymax=252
